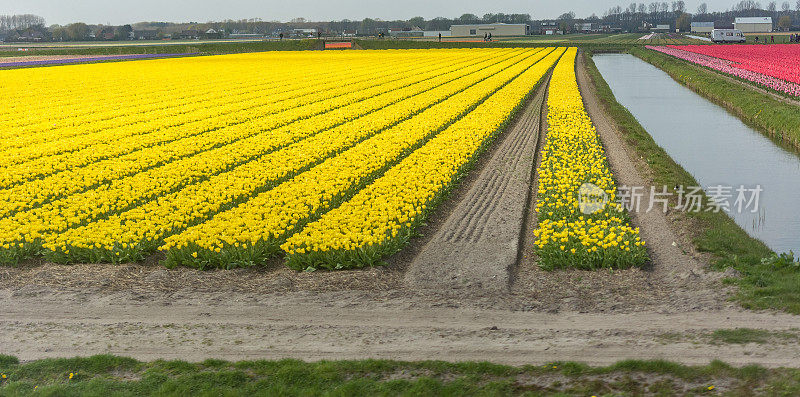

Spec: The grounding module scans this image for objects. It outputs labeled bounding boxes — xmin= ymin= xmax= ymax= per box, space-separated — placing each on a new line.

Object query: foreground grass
xmin=630 ymin=46 xmax=800 ymax=150
xmin=1 ymin=355 xmax=799 ymax=396
xmin=582 ymin=51 xmax=800 ymax=314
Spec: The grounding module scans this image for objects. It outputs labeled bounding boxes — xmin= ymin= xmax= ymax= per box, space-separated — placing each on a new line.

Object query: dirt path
xmin=2 ymin=55 xmax=799 ymax=367
xmin=405 ymin=77 xmax=548 ymax=292
xmin=575 ymin=51 xmax=714 ymax=283
xmin=3 ymin=289 xmax=800 ymax=366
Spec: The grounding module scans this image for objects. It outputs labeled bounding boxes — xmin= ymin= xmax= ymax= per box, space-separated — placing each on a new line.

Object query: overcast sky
xmin=4 ymin=0 xmax=751 ymax=26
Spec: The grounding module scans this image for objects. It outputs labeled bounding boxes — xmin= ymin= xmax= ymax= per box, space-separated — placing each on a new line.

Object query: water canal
xmin=593 ymin=53 xmax=800 ymax=255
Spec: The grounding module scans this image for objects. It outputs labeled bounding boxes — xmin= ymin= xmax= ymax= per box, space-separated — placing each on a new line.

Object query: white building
xmin=388 ymin=26 xmax=423 ymax=37
xmin=734 ymin=17 xmax=773 ymax=33
xmin=574 ymin=23 xmax=599 ymax=33
xmin=652 ymin=24 xmax=671 ymax=32
xmin=450 ymin=23 xmax=529 ymax=37
xmin=690 ymin=22 xmax=715 ymax=33
xmin=423 ymin=30 xmax=451 ymax=37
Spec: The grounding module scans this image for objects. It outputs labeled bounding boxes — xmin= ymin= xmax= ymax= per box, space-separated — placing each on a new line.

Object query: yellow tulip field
xmin=533 ymin=48 xmax=647 ymax=270
xmin=0 ymin=47 xmax=645 ymax=270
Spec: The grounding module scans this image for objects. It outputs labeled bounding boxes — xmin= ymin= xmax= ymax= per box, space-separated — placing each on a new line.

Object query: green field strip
xmin=36 ymin=50 xmax=546 ymax=264
xmin=159 ymin=49 xmax=558 ymax=269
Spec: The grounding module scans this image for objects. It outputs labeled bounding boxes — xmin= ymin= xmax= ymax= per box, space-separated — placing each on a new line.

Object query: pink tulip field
xmin=647 ymin=44 xmax=800 ymax=97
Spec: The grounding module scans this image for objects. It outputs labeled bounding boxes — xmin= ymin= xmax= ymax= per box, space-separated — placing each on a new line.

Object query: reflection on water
xmin=593 ymin=53 xmax=800 ymax=255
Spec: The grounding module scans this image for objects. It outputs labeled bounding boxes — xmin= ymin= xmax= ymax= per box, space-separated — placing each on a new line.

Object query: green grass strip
xmin=1 ymin=354 xmax=797 ymax=396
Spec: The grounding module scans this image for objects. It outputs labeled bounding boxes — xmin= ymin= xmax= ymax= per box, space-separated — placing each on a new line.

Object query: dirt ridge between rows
xmin=405 ymin=75 xmax=549 ymax=292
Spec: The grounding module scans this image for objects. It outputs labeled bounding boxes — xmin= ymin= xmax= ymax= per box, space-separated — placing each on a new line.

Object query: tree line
xmin=592 ymin=0 xmax=800 ymax=32
xmin=0 ymin=14 xmax=45 ymax=31
xmin=3 ymin=2 xmax=800 ymax=43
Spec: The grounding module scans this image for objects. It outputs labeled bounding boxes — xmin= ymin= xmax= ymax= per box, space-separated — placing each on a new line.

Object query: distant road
xmin=686 ymin=34 xmax=712 ymax=42
xmin=0 ymin=38 xmax=267 ymax=49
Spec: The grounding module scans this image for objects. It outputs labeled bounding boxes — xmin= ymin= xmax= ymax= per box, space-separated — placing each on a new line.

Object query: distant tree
xmin=50 ymin=24 xmax=66 ymax=41
xmin=557 ymin=11 xmax=576 ymax=20
xmin=65 ymin=22 xmax=90 ymax=41
xmin=426 ymin=17 xmax=449 ymax=30
xmin=797 ymin=0 xmax=800 ymax=11
xmin=0 ymin=14 xmax=45 ymax=32
xmin=638 ymin=3 xmax=648 ymax=13
xmin=360 ymin=18 xmax=376 ymax=35
xmin=557 ymin=11 xmax=575 ymax=33
xmin=782 ymin=1 xmax=791 ymax=12
xmin=697 ymin=2 xmax=708 ymax=14
xmin=778 ymin=14 xmax=792 ymax=29
xmin=676 ymin=12 xmax=691 ymax=31
xmin=408 ymin=16 xmax=425 ymax=28
xmin=115 ymin=24 xmax=133 ymax=40
xmin=458 ymin=14 xmax=479 ymax=23
xmin=290 ymin=17 xmax=306 ymax=23
xmin=767 ymin=1 xmax=777 ymax=11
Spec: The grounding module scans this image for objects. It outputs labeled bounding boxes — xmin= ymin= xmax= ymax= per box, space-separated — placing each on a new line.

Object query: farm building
xmin=652 ymin=24 xmax=671 ymax=32
xmin=539 ymin=21 xmax=560 ymax=35
xmin=734 ymin=17 xmax=773 ymax=33
xmin=388 ymin=26 xmax=423 ymax=37
xmin=691 ymin=22 xmax=715 ymax=33
xmin=574 ymin=23 xmax=599 ymax=33
xmin=423 ymin=30 xmax=451 ymax=37
xmin=292 ymin=28 xmax=317 ymax=37
xmin=450 ymin=23 xmax=529 ymax=37
xmin=133 ymin=30 xmax=158 ymax=40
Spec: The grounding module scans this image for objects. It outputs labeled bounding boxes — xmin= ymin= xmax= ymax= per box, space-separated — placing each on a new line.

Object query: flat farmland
xmin=0 ymin=48 xmax=572 ymax=270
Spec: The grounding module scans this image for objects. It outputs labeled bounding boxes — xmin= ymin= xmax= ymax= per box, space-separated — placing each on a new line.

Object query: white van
xmin=711 ymin=29 xmax=746 ymax=43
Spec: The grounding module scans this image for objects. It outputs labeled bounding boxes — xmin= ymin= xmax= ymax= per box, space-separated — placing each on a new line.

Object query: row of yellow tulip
xmin=0 ymin=51 xmax=452 ymax=156
xmin=0 ymin=51 xmax=447 ymax=132
xmin=158 ymin=48 xmax=555 ymax=268
xmin=0 ymin=55 xmax=286 ymax=130
xmin=0 ymin=49 xmax=538 ymax=264
xmin=0 ymin=51 xmax=510 ymax=218
xmin=0 ymin=51 xmax=479 ymax=188
xmin=532 ymin=48 xmax=647 ymax=270
xmin=278 ymin=48 xmax=566 ymax=270
xmin=40 ymin=49 xmax=539 ymax=264
xmin=1 ymin=58 xmax=353 ymax=152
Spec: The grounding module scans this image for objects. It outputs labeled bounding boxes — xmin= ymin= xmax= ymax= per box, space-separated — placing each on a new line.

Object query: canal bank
xmin=580 ymin=50 xmax=800 ymax=314
xmin=593 ymin=53 xmax=799 ymax=257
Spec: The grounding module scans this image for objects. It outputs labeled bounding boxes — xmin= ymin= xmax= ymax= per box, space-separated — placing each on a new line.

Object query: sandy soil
xmin=405 ymin=76 xmax=548 ymax=292
xmin=1 ymin=54 xmax=798 ymax=366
